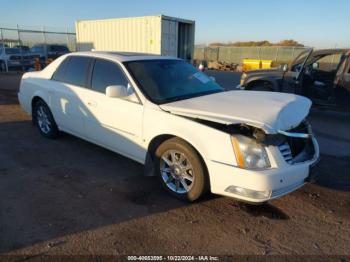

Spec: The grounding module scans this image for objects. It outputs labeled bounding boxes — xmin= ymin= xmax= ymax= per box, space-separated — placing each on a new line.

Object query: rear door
xmin=306 ymin=53 xmax=343 ymax=104
xmin=83 ymin=58 xmax=145 ymax=161
xmin=50 ymin=56 xmax=93 ymax=137
xmin=334 ymin=54 xmax=350 ymax=108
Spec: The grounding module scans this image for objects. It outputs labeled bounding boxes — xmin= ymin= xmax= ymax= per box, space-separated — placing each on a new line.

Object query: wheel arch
xmin=31 ymin=94 xmax=50 ymax=123
xmin=245 ymin=79 xmax=277 ymax=91
xmin=144 ymin=134 xmax=210 ymax=188
xmin=30 ymin=95 xmax=47 ymax=124
xmin=147 ymin=134 xmax=208 ymax=167
xmin=31 ymin=96 xmax=44 ymax=109
xmin=31 ymin=87 xmax=51 ymax=109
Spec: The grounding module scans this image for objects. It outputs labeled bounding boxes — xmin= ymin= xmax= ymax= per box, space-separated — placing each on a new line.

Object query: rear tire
xmin=33 ymin=100 xmax=60 ymax=139
xmin=154 ymin=137 xmax=208 ymax=202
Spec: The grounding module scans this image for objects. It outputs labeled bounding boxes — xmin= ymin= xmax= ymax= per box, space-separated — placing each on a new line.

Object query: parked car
xmin=18 ymin=52 xmax=319 ymax=203
xmin=238 ymin=49 xmax=350 ymax=110
xmin=15 ymin=45 xmax=31 ymax=53
xmin=30 ymin=44 xmax=70 ymax=61
xmin=0 ymin=47 xmax=35 ymax=71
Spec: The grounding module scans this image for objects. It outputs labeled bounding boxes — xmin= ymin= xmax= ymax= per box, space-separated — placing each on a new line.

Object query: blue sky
xmin=1 ymin=0 xmax=349 ymax=48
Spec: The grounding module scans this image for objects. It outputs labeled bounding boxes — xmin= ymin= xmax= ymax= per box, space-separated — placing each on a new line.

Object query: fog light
xmin=225 ymin=186 xmax=271 ymax=199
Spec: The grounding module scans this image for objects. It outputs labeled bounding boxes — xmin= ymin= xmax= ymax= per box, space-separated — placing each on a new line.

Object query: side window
xmin=52 ymin=57 xmax=70 ymax=82
xmin=91 ymin=59 xmax=129 ymax=93
xmin=63 ymin=56 xmax=92 ymax=87
xmin=316 ymin=54 xmax=342 ymax=72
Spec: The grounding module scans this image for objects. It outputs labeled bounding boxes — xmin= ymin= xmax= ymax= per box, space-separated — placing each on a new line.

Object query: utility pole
xmin=330 ymin=43 xmax=338 ymax=71
xmin=42 ymin=26 xmax=47 ymax=45
xmin=0 ymin=28 xmax=8 ymax=72
xmin=17 ymin=24 xmax=24 ymax=71
xmin=16 ymin=24 xmax=21 ymax=44
xmin=0 ymin=28 xmax=4 ymax=47
xmin=66 ymin=27 xmax=69 ymax=50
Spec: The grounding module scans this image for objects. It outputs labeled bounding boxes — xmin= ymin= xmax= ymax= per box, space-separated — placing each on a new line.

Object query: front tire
xmin=154 ymin=137 xmax=208 ymax=202
xmin=33 ymin=100 xmax=60 ymax=138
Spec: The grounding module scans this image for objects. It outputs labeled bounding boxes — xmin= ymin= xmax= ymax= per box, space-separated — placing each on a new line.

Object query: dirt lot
xmin=0 ymin=72 xmax=349 ymax=257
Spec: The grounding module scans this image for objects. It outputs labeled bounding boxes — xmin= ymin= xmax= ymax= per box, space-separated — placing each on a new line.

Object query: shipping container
xmin=75 ymin=15 xmax=195 ymax=60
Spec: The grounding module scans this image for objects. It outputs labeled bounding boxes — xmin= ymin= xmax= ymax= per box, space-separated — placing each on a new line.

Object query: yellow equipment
xmin=242 ymin=59 xmax=272 ymax=72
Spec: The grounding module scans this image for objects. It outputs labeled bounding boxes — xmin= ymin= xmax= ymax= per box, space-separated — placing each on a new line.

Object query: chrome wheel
xmin=160 ymin=150 xmax=195 ymax=194
xmin=36 ymin=105 xmax=52 ymax=134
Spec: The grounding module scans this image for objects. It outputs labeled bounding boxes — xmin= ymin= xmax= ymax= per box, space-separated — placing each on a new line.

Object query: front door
xmin=334 ymin=55 xmax=350 ymax=108
xmin=305 ymin=53 xmax=343 ymax=105
xmin=83 ymin=58 xmax=145 ymax=162
xmin=281 ymin=49 xmax=313 ymax=95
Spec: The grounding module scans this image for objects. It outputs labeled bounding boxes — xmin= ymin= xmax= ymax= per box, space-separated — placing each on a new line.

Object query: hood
xmin=245 ymin=68 xmax=283 ymax=78
xmin=160 ymin=91 xmax=312 ymax=134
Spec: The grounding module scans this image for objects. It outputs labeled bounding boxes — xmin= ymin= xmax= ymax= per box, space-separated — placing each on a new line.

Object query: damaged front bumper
xmin=206 ymin=135 xmax=320 ymax=203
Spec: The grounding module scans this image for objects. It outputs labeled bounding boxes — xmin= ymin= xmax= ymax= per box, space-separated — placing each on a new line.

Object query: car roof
xmin=313 ymin=48 xmax=350 ymax=56
xmin=65 ymin=51 xmax=181 ymax=62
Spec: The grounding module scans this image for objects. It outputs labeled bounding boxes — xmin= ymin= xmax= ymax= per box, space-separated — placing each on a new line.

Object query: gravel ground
xmin=0 ymin=72 xmax=349 ymax=257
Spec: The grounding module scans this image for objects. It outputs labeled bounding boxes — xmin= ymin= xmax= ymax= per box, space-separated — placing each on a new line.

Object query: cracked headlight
xmin=231 ymin=134 xmax=270 ymax=170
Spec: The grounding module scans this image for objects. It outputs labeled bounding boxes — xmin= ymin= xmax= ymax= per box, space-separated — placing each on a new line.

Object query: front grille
xmin=279 ymin=121 xmax=315 ymax=164
xmin=278 ymin=142 xmax=293 ymax=164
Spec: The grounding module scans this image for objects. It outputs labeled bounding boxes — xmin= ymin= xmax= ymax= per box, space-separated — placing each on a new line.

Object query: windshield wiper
xmin=161 ymin=89 xmax=223 ymax=104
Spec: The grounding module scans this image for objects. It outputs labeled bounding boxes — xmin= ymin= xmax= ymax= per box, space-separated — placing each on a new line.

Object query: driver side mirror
xmin=282 ymin=64 xmax=289 ymax=72
xmin=312 ymin=62 xmax=319 ymax=70
xmin=106 ymin=85 xmax=127 ymax=98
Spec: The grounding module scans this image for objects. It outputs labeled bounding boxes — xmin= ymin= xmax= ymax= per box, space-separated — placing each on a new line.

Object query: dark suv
xmin=238 ymin=49 xmax=350 ymax=110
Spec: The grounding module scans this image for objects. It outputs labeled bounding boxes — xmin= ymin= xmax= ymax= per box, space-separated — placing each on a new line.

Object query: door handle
xmin=87 ymin=100 xmax=97 ymax=107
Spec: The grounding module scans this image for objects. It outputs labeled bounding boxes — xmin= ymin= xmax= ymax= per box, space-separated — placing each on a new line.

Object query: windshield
xmin=5 ymin=48 xmax=20 ymax=55
xmin=125 ymin=59 xmax=223 ymax=104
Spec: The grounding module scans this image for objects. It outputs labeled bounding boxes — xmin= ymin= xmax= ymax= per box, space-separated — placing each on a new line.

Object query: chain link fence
xmin=0 ymin=25 xmax=76 ymax=51
xmin=194 ymin=46 xmax=308 ymax=66
xmin=0 ymin=25 xmax=76 ymax=72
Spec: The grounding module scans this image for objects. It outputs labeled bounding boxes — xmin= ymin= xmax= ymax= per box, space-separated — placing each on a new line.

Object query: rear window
xmin=52 ymin=56 xmax=92 ymax=87
xmin=315 ymin=54 xmax=342 ymax=72
xmin=52 ymin=57 xmax=70 ymax=82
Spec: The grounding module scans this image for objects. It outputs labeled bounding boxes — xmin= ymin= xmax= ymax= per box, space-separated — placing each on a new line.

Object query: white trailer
xmin=75 ymin=15 xmax=195 ymax=60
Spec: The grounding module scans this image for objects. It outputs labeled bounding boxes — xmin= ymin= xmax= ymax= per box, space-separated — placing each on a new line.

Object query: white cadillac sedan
xmin=18 ymin=52 xmax=319 ymax=203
